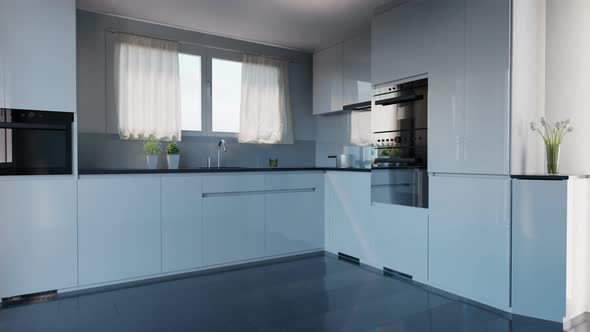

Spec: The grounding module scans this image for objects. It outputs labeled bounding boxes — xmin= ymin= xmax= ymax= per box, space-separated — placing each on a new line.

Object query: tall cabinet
xmin=0 ymin=0 xmax=76 ymax=112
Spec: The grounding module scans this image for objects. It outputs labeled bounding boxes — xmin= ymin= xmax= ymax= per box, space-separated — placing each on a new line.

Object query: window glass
xmin=179 ymin=53 xmax=202 ymax=131
xmin=212 ymin=58 xmax=242 ymax=133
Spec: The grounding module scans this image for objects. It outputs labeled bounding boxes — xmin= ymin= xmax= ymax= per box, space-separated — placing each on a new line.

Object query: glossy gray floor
xmin=0 ymin=255 xmax=564 ymax=332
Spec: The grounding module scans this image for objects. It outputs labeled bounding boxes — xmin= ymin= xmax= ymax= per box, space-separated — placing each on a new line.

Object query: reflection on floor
xmin=0 ymin=255 xmax=564 ymax=331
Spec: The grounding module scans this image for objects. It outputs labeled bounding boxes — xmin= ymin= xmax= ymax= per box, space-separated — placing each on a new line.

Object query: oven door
xmin=0 ymin=110 xmax=73 ymax=175
xmin=371 ymin=168 xmax=428 ymax=208
xmin=372 ymin=86 xmax=428 ymax=134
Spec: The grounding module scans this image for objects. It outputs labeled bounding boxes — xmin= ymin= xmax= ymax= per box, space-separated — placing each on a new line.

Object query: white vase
xmin=167 ymin=154 xmax=179 ymax=169
xmin=146 ymin=155 xmax=158 ymax=169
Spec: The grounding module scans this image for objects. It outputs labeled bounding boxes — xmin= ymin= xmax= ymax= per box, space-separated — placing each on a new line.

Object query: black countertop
xmin=78 ymin=167 xmax=372 ymax=175
xmin=510 ymin=174 xmax=584 ymax=180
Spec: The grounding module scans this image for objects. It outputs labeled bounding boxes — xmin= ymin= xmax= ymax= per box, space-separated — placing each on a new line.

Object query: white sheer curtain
xmin=114 ymin=33 xmax=181 ymax=141
xmin=238 ymin=54 xmax=293 ymax=144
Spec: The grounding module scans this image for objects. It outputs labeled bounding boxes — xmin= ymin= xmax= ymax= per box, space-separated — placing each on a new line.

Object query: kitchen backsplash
xmin=78 ymin=133 xmax=316 ymax=169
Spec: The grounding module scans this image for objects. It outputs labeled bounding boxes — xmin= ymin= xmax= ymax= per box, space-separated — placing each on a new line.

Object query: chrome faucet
xmin=217 ymin=139 xmax=227 ymax=168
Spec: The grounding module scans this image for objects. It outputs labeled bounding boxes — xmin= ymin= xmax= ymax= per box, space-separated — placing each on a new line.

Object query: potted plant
xmin=143 ymin=136 xmax=162 ymax=169
xmin=166 ymin=142 xmax=180 ymax=169
xmin=530 ymin=117 xmax=573 ymax=174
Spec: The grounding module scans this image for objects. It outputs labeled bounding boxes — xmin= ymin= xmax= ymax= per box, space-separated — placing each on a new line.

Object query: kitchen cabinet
xmin=313 ymin=43 xmax=343 ymax=115
xmin=0 ymin=0 xmax=76 ymax=112
xmin=324 ymin=171 xmax=371 ymax=258
xmin=78 ymin=176 xmax=161 ymax=285
xmin=429 ymin=0 xmax=510 ymax=175
xmin=202 ymin=174 xmax=266 ymax=265
xmin=0 ymin=177 xmax=77 ymax=298
xmin=429 ymin=174 xmax=511 ymax=309
xmin=371 ymin=0 xmax=432 ymax=85
xmin=365 ymin=203 xmax=428 ymax=283
xmin=264 ymin=172 xmax=324 ymax=256
xmin=512 ymin=178 xmax=567 ymax=322
xmin=374 ymin=0 xmax=510 ymax=175
xmin=313 ymin=31 xmax=371 ymax=115
xmin=342 ymin=30 xmax=372 ymax=107
xmin=161 ymin=175 xmax=203 ymax=273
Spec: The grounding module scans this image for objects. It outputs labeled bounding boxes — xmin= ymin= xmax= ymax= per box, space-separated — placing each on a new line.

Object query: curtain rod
xmin=105 ymin=29 xmax=297 ymax=63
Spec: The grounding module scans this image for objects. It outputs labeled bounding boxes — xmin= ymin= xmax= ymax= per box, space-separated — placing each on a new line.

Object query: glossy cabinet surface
xmin=342 ymin=30 xmax=372 ymax=106
xmin=78 ymin=176 xmax=162 ymax=285
xmin=313 ymin=44 xmax=343 ymax=115
xmin=202 ymin=174 xmax=266 ymax=265
xmin=324 ymin=171 xmax=371 ymax=257
xmin=265 ymin=173 xmax=324 ymax=256
xmin=367 ymin=203 xmax=428 ymax=283
xmin=161 ymin=175 xmax=203 ymax=273
xmin=0 ymin=178 xmax=77 ymax=298
xmin=372 ymin=0 xmax=431 ymax=85
xmin=512 ymin=179 xmax=567 ymax=322
xmin=429 ymin=174 xmax=511 ymax=309
xmin=0 ymin=0 xmax=76 ymax=112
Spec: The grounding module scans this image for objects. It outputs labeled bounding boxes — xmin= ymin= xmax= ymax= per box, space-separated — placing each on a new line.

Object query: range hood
xmin=342 ymin=100 xmax=371 ymax=112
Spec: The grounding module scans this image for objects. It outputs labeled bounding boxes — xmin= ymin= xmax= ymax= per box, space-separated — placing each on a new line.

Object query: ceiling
xmin=76 ymin=0 xmax=394 ymax=52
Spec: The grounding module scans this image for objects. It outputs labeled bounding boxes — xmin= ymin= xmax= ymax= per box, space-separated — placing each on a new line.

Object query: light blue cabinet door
xmin=429 ymin=0 xmax=510 ymax=174
xmin=0 ymin=178 xmax=77 ymax=298
xmin=0 ymin=0 xmax=76 ymax=112
xmin=324 ymin=172 xmax=371 ymax=258
xmin=512 ymin=179 xmax=567 ymax=322
xmin=78 ymin=176 xmax=162 ymax=285
xmin=313 ymin=43 xmax=343 ymax=115
xmin=265 ymin=173 xmax=324 ymax=256
xmin=342 ymin=30 xmax=371 ymax=106
xmin=372 ymin=0 xmax=432 ymax=85
xmin=366 ymin=203 xmax=428 ymax=283
xmin=161 ymin=175 xmax=203 ymax=273
xmin=203 ymin=195 xmax=265 ymax=265
xmin=429 ymin=174 xmax=510 ymax=309
xmin=462 ymin=0 xmax=510 ymax=175
xmin=202 ymin=174 xmax=265 ymax=265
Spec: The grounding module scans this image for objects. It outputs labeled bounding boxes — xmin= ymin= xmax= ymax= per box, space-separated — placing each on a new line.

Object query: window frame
xmin=179 ymin=45 xmax=243 ymax=138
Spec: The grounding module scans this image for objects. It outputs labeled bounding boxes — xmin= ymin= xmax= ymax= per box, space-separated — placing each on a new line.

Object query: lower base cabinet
xmin=161 ymin=175 xmax=203 ymax=273
xmin=202 ymin=174 xmax=266 ymax=266
xmin=0 ymin=177 xmax=77 ymax=298
xmin=366 ymin=203 xmax=428 ymax=282
xmin=429 ymin=174 xmax=511 ymax=309
xmin=78 ymin=176 xmax=162 ymax=285
xmin=265 ymin=173 xmax=324 ymax=256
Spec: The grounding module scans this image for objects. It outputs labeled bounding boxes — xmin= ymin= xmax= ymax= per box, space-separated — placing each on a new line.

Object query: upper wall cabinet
xmin=313 ymin=31 xmax=371 ymax=115
xmin=0 ymin=0 xmax=76 ymax=112
xmin=373 ymin=0 xmax=510 ymax=175
xmin=372 ymin=0 xmax=432 ymax=85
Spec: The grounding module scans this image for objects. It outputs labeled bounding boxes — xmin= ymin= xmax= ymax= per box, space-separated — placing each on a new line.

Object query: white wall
xmin=511 ymin=0 xmax=546 ymax=175
xmin=545 ymin=0 xmax=590 ymax=175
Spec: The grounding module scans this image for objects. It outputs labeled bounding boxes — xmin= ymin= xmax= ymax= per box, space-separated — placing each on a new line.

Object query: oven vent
xmin=337 ymin=252 xmax=360 ymax=265
xmin=1 ymin=290 xmax=57 ymax=307
xmin=383 ymin=267 xmax=413 ymax=280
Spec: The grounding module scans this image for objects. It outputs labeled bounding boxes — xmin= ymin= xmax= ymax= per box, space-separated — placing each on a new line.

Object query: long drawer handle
xmin=203 ymin=187 xmax=316 ymax=198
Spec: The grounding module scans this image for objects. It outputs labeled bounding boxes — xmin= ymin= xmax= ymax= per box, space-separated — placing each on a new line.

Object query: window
xmin=212 ymin=58 xmax=242 ymax=133
xmin=179 ymin=53 xmax=202 ymax=131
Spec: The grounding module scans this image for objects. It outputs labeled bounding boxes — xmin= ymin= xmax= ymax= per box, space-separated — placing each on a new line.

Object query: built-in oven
xmin=371 ymin=78 xmax=428 ymax=208
xmin=0 ymin=109 xmax=74 ymax=175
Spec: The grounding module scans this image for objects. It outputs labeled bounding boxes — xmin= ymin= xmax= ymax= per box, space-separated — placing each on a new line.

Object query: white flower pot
xmin=146 ymin=155 xmax=158 ymax=169
xmin=167 ymin=154 xmax=180 ymax=169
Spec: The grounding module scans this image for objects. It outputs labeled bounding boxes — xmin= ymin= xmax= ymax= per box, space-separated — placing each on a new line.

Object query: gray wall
xmin=76 ymin=10 xmax=316 ymax=169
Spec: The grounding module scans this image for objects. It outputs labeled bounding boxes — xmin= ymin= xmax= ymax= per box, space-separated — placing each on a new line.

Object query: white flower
xmin=567 ymin=126 xmax=574 ymax=132
xmin=555 ymin=121 xmax=562 ymax=129
xmin=564 ymin=118 xmax=571 ymax=126
xmin=540 ymin=117 xmax=547 ymax=127
xmin=530 ymin=122 xmax=537 ymax=131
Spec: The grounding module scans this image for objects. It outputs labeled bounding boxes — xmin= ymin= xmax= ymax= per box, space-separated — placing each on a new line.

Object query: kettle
xmin=328 ymin=154 xmax=354 ymax=168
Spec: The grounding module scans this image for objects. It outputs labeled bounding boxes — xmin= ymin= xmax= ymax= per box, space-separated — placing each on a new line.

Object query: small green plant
xmin=166 ymin=142 xmax=180 ymax=155
xmin=143 ymin=137 xmax=162 ymax=155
